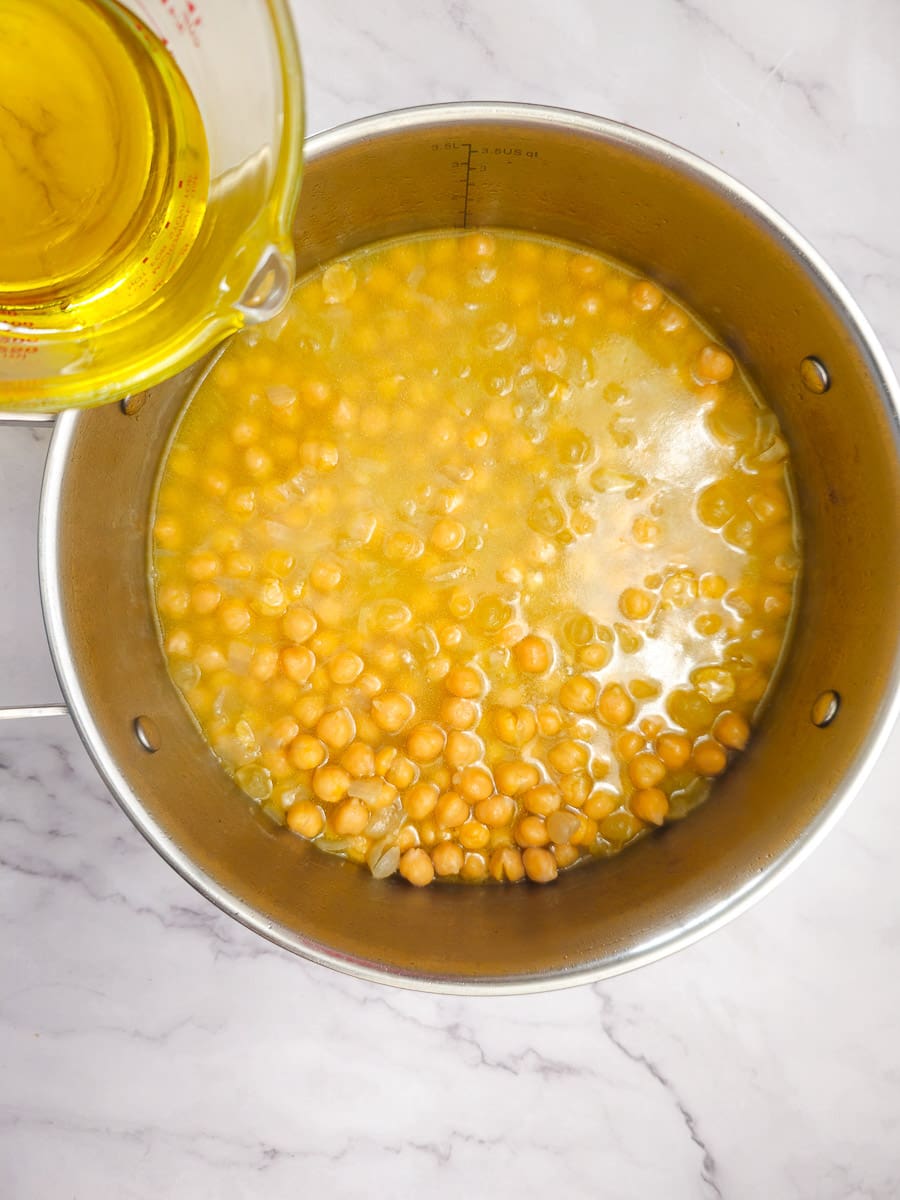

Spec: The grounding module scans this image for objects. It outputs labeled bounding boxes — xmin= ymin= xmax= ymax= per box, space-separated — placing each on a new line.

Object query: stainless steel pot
xmin=3 ymin=104 xmax=899 ymax=993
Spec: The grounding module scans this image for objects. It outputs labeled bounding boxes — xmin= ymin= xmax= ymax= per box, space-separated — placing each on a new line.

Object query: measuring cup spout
xmin=235 ymin=247 xmax=295 ymax=323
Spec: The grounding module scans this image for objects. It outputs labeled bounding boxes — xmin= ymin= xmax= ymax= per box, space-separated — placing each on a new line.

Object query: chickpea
xmin=426 ymin=655 xmax=452 ymax=683
xmin=493 ymin=760 xmax=540 ymax=796
xmin=631 ymin=787 xmax=669 ymax=826
xmin=309 ymin=559 xmax=343 ymax=591
xmin=186 ymin=552 xmax=220 ymax=581
xmin=522 ymin=784 xmax=562 ymax=816
xmin=281 ymin=645 xmax=316 ymax=684
xmin=440 ymin=696 xmax=479 ymax=730
xmin=371 ymin=691 xmax=415 ymax=733
xmin=439 ymin=623 xmax=464 ymax=650
xmin=632 ymin=516 xmax=660 ymax=547
xmin=295 ymin=692 xmax=327 ymax=729
xmin=514 ymin=814 xmax=550 ymax=847
xmin=431 ymin=519 xmax=466 ymax=552
xmin=462 ymin=231 xmax=496 ymax=260
xmin=656 ymin=732 xmax=692 ymax=771
xmin=578 ymin=642 xmax=612 ymax=670
xmin=559 ymin=674 xmax=597 ymax=714
xmin=536 ymin=705 xmax=564 ymax=737
xmin=384 ymin=530 xmax=425 ymax=562
xmin=693 ymin=737 xmax=729 ymax=776
xmin=460 ymin=852 xmax=488 ymax=883
xmin=397 ymin=825 xmax=420 ymax=853
xmin=226 ymin=487 xmax=255 ymax=516
xmin=431 ymin=764 xmax=453 ymax=792
xmin=230 ymin=417 xmax=258 ymax=446
xmin=474 ymin=793 xmax=517 ymax=828
xmin=328 ymin=650 xmax=364 ymax=684
xmin=600 ymin=811 xmax=643 ymax=843
xmin=312 ymin=764 xmax=351 ymax=804
xmin=406 ymin=722 xmax=447 ymax=764
xmin=435 ymin=791 xmax=470 ymax=829
xmin=457 ymin=766 xmax=494 ymax=803
xmin=571 ymin=815 xmax=600 ymax=847
xmin=244 ymin=446 xmax=273 ymax=479
xmin=628 ymin=753 xmax=667 ymax=790
xmin=386 ymin=754 xmax=418 ymax=790
xmin=282 ymin=607 xmax=317 ymax=644
xmin=617 ymin=730 xmax=645 ymax=762
xmin=340 ymin=741 xmax=375 ymax=779
xmin=374 ymin=747 xmax=398 ymax=777
xmin=432 ymin=840 xmax=465 ymax=877
xmin=286 ymin=799 xmax=325 ymax=838
xmin=224 ymin=551 xmax=254 ymax=579
xmin=158 ymin=584 xmax=190 ymax=618
xmin=267 ymin=716 xmax=300 ymax=749
xmin=513 ymin=634 xmax=553 ymax=674
xmin=153 ymin=515 xmax=181 ymax=550
xmin=619 ymin=587 xmax=653 ymax=621
xmin=367 ymin=780 xmax=399 ymax=811
xmin=493 ymin=706 xmax=538 ymax=746
xmin=490 ymin=845 xmax=525 ymax=882
xmin=445 ymin=731 xmax=484 ymax=768
xmin=523 ymin=847 xmax=558 ymax=884
xmin=316 ymin=707 xmax=356 ymax=751
xmin=699 ymin=573 xmax=728 ymax=600
xmin=166 ymin=630 xmax=193 ymax=658
xmin=418 ymin=821 xmax=444 ymax=852
xmin=445 ymin=665 xmax=485 ymax=698
xmin=696 ymin=344 xmax=735 ymax=384
xmin=399 ymin=847 xmax=435 ymax=887
xmin=553 ymin=843 xmax=581 ymax=869
xmin=546 ymin=809 xmax=580 ymax=844
xmin=203 ymin=468 xmax=230 ymax=496
xmin=252 ymin=577 xmax=287 ymax=618
xmin=597 ymin=683 xmax=635 ymax=726
xmin=251 ymin=646 xmax=280 ymax=682
xmin=548 ymin=740 xmax=589 ymax=774
xmin=560 ymin=771 xmax=592 ymax=807
xmin=583 ymin=788 xmax=619 ymax=821
xmin=331 ymin=796 xmax=370 ymax=836
xmin=459 ymin=821 xmax=491 ymax=851
xmin=403 ymin=781 xmax=440 ymax=820
xmin=265 ymin=549 xmax=296 ymax=579
xmin=357 ymin=672 xmax=383 ymax=699
xmin=532 ymin=336 xmax=565 ymax=373
xmin=631 ymin=280 xmax=663 ymax=312
xmin=713 ymin=710 xmax=751 ymax=750
xmin=659 ymin=304 xmax=689 ymax=334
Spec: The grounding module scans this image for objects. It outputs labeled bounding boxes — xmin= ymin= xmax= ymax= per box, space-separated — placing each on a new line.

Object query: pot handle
xmin=0 ymin=409 xmax=69 ymax=721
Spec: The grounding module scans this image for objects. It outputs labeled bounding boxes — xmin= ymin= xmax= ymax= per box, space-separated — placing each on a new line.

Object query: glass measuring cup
xmin=0 ymin=0 xmax=303 ymax=412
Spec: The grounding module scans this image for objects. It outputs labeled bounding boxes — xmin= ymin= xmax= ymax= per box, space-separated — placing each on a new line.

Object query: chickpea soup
xmin=151 ymin=230 xmax=800 ymax=887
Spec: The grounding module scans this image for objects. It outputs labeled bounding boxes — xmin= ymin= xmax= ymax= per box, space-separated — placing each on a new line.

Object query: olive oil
xmin=0 ymin=0 xmax=208 ymax=342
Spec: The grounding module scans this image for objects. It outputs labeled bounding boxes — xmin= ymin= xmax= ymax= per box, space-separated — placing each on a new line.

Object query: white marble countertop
xmin=2 ymin=1 xmax=899 ymax=1195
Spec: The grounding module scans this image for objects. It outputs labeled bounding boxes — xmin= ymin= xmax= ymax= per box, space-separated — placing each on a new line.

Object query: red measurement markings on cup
xmin=133 ymin=0 xmax=203 ymax=47
xmin=0 ymin=315 xmax=39 ymax=361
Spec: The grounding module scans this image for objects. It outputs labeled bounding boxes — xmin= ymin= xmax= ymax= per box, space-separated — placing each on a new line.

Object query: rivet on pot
xmin=800 ymin=356 xmax=830 ymax=394
xmin=811 ymin=690 xmax=840 ymax=728
xmin=121 ymin=393 xmax=147 ymax=416
xmin=134 ymin=715 xmax=161 ymax=752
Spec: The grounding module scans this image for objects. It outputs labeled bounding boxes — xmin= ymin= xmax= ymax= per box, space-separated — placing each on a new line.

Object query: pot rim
xmin=38 ymin=102 xmax=900 ymax=994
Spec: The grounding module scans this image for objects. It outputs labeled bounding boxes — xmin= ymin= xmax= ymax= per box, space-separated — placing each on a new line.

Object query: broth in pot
xmin=151 ymin=229 xmax=800 ymax=887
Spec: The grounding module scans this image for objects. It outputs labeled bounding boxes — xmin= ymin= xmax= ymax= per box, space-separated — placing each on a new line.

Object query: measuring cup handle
xmin=0 ymin=409 xmax=69 ymax=721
